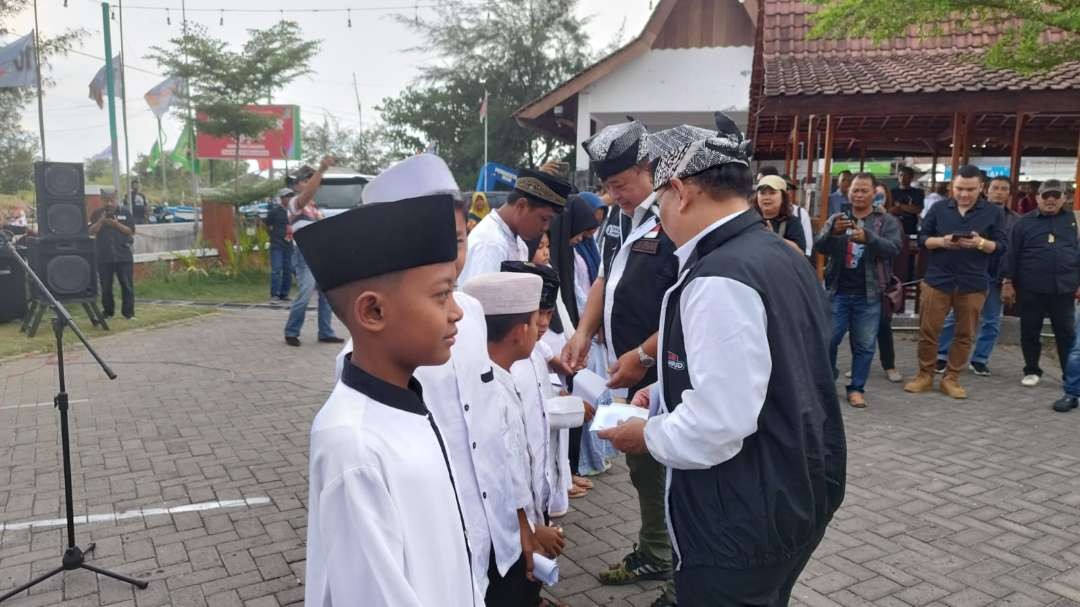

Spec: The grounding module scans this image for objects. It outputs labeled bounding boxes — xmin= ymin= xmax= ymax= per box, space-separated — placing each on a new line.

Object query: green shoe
xmin=598 ymin=548 xmax=672 ymax=585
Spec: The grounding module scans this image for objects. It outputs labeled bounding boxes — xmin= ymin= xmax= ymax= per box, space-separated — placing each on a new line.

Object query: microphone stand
xmin=0 ymin=232 xmax=148 ymax=602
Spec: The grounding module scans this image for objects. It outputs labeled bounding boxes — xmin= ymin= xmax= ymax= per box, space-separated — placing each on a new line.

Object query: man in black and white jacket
xmin=600 ymin=119 xmax=846 ymax=606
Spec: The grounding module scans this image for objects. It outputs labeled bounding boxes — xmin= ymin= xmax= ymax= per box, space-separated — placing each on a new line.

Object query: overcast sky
xmin=8 ymin=0 xmax=652 ymax=168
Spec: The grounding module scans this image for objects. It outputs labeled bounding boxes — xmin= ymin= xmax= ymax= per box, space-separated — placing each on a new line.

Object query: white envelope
xmin=571 ymin=369 xmax=607 ymax=404
xmin=589 ymin=403 xmax=649 ymax=432
xmin=532 ymin=553 xmax=559 ymax=586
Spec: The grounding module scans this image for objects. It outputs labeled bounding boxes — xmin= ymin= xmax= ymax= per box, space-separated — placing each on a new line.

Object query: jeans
xmin=1018 ymin=291 xmax=1075 ymax=377
xmin=284 ymin=249 xmax=336 ymax=339
xmin=937 ymin=282 xmax=1003 ymax=365
xmin=829 ymin=292 xmax=881 ymax=394
xmin=99 ymin=261 xmax=135 ymax=319
xmin=1063 ymin=313 xmax=1080 ymax=397
xmin=269 ymin=244 xmax=293 ymax=299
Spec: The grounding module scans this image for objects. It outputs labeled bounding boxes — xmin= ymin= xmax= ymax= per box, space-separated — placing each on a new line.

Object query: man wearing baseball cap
xmin=265 ymin=187 xmax=295 ymax=304
xmin=1001 ymin=178 xmax=1080 ymax=389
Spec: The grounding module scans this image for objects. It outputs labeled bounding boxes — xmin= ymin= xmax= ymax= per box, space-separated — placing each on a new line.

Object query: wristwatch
xmin=637 ymin=346 xmax=656 ymax=368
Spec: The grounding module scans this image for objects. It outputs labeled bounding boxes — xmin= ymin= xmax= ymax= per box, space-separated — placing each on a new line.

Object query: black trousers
xmin=485 ymin=547 xmax=541 ymax=607
xmin=1018 ymin=291 xmax=1075 ymax=376
xmin=99 ymin=261 xmax=135 ymax=319
xmin=878 ymin=303 xmax=896 ymax=370
xmin=674 ymin=527 xmax=826 ymax=607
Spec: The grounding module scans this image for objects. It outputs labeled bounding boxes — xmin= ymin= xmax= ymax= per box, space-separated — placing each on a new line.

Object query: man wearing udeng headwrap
xmin=599 ymin=117 xmax=847 ymax=606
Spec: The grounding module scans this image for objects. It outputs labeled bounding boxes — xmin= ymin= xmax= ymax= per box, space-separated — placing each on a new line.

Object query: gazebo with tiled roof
xmin=748 ymin=0 xmax=1080 ymax=221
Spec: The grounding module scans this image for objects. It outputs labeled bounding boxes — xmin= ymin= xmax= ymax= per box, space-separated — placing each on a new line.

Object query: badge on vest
xmin=605 ymin=224 xmax=622 ymax=238
xmin=631 ymin=239 xmax=660 ymax=255
xmin=666 ymin=351 xmax=686 ymax=371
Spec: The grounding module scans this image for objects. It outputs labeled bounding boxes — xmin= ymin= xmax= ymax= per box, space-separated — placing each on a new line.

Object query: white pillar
xmin=576 ymin=91 xmax=592 ymax=173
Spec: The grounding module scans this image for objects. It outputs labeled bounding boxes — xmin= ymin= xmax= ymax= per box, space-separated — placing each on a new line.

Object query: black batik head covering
xmin=647 ymin=113 xmax=752 ymax=192
xmin=549 ymin=195 xmax=602 ymax=329
xmin=582 ymin=121 xmax=650 ymax=180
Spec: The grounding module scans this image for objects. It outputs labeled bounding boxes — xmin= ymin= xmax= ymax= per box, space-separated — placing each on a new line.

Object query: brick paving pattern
xmin=1 ymin=309 xmax=1079 ymax=606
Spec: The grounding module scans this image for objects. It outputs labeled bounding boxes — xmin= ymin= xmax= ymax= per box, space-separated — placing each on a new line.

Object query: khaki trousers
xmin=918 ymin=282 xmax=987 ymax=377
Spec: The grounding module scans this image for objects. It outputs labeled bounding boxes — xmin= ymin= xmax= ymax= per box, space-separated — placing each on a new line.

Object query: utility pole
xmin=102 ymin=3 xmax=122 ymax=202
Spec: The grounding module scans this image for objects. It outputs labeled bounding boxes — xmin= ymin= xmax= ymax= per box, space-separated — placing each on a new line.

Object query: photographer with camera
xmin=904 ymin=165 xmax=1007 ymax=399
xmin=815 ymin=172 xmax=903 ymax=408
xmin=89 ymin=190 xmax=137 ymax=320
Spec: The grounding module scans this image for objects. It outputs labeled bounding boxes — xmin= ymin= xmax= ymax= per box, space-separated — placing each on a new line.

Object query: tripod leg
xmin=91 ymin=302 xmax=109 ymax=331
xmin=80 ymin=564 xmax=149 ymax=589
xmin=82 ymin=303 xmax=99 ymax=328
xmin=19 ymin=300 xmax=36 ymax=334
xmin=27 ymin=302 xmax=45 ymax=338
xmin=0 ymin=565 xmax=65 ymax=602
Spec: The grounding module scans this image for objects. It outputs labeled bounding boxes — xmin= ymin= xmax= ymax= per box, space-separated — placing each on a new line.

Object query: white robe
xmin=491 ymin=364 xmax=537 ymax=523
xmin=537 ymin=335 xmax=573 ymax=517
xmin=460 ymin=211 xmax=528 ymax=282
xmin=510 ymin=346 xmax=555 ymax=525
xmin=333 ymin=293 xmax=528 ymax=595
xmin=305 ymin=364 xmax=475 ymax=607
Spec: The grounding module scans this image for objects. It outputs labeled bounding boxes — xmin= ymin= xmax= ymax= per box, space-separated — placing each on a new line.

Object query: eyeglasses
xmin=1041 ymin=192 xmax=1063 ymax=200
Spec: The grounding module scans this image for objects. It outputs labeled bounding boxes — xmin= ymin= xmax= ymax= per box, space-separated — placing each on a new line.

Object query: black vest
xmin=661 ymin=211 xmax=846 ymax=570
xmin=601 ymin=205 xmax=679 ymax=392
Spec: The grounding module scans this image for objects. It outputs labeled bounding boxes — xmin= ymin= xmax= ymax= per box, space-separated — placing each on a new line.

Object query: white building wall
xmin=575 ymin=46 xmax=754 ymax=173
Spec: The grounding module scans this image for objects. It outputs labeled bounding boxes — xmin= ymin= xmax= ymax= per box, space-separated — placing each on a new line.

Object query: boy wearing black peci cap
xmin=299 ymin=195 xmax=476 ymax=606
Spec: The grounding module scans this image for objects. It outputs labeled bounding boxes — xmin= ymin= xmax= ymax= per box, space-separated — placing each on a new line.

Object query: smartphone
xmin=840 ymin=204 xmax=854 ymax=222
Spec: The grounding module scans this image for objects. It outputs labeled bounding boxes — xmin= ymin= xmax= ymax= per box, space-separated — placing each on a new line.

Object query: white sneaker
xmin=1021 ymin=374 xmax=1041 ymax=387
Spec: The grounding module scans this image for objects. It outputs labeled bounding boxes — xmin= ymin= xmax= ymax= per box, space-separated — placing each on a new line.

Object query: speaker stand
xmin=23 ymin=298 xmax=108 ymax=338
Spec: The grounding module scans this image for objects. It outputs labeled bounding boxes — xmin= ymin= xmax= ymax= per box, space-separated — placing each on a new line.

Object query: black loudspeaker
xmin=35 ymin=161 xmax=87 ymax=238
xmin=0 ymin=249 xmax=27 ymax=322
xmin=30 ymin=238 xmax=97 ymax=301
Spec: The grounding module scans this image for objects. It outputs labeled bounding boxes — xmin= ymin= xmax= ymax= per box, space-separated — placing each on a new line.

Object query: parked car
xmin=287 ymin=168 xmax=374 ymax=218
xmin=239 ymin=201 xmax=270 ymax=220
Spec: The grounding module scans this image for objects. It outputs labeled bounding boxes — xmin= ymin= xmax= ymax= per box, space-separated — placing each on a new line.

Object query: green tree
xmin=807 ymin=0 xmax=1080 ymax=72
xmin=377 ymin=0 xmax=594 ymax=186
xmin=84 ymin=156 xmax=111 ymax=182
xmin=302 ymin=117 xmax=406 ymax=174
xmin=147 ymin=21 xmax=320 ymax=189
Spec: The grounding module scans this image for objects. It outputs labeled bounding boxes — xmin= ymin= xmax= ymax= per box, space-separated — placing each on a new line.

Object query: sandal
xmin=568 ymin=485 xmax=589 ymax=499
xmin=573 ymin=476 xmax=594 ymax=489
xmin=847 ymin=392 xmax=867 ymax=408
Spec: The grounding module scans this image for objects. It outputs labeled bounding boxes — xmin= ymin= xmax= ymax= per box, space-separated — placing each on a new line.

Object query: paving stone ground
xmin=1 ymin=308 xmax=1079 ymax=606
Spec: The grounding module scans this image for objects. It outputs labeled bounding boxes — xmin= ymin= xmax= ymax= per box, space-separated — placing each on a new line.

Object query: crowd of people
xmin=804 ymin=162 xmax=1080 ymax=413
xmin=296 ymin=115 xmax=845 ymax=607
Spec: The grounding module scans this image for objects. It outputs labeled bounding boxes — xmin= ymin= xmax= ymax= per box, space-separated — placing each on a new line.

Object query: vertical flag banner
xmin=147 ymin=140 xmax=162 ymax=171
xmin=144 ymin=76 xmax=185 ymax=118
xmin=88 ymin=55 xmax=124 ymax=109
xmin=478 ymin=91 xmax=489 ymax=123
xmin=172 ymin=123 xmax=200 ymax=174
xmin=0 ymin=31 xmax=37 ymax=88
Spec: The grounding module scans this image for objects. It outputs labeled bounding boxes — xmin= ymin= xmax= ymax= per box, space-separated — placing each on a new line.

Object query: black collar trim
xmin=341 ymin=354 xmax=428 ymax=416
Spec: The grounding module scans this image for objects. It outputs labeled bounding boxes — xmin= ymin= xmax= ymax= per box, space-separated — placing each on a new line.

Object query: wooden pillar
xmin=789 ymin=114 xmax=801 ymax=179
xmin=930 ymin=152 xmax=938 ymax=188
xmin=960 ymin=112 xmax=973 ymax=165
xmin=949 ymin=112 xmax=964 ymax=180
xmin=1009 ymin=113 xmax=1028 ymax=200
xmin=816 ymin=114 xmax=836 ymax=279
xmin=858 ymin=143 xmax=866 ymax=172
xmin=805 ymin=115 xmax=817 ymax=189
xmin=1074 ymin=129 xmax=1080 ymax=210
xmin=784 ymin=115 xmax=798 ymax=178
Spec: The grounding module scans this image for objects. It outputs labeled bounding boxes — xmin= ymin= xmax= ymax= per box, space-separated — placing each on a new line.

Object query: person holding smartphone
xmin=905 ymin=165 xmax=1007 ymax=399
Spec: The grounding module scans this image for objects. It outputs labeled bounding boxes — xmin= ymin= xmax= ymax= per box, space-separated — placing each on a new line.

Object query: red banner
xmin=195 ymin=104 xmax=301 ymax=160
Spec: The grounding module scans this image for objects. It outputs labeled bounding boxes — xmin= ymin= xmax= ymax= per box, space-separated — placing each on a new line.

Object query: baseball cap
xmin=278 ymin=187 xmax=295 ymax=198
xmin=1039 ymin=180 xmax=1064 ymax=195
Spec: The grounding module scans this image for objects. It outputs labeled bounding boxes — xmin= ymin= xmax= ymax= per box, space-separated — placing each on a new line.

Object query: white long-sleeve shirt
xmin=305 ymin=366 xmax=474 ymax=607
xmin=333 ymin=293 xmax=527 ymax=591
xmin=491 ymin=364 xmax=537 ymax=521
xmin=644 ymin=214 xmax=772 ymax=470
xmin=460 ymin=211 xmax=528 ymax=282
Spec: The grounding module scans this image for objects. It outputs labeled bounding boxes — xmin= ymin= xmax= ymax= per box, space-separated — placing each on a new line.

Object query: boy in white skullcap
xmin=463 ymin=272 xmax=567 ymax=605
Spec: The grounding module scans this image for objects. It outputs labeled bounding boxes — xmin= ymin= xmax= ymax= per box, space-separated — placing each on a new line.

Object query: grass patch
xmin=135 ymin=266 xmax=286 ymax=304
xmin=0 ymin=305 xmax=215 ymax=359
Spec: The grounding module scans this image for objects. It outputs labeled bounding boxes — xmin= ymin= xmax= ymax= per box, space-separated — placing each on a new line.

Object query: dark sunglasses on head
xmin=1041 ymin=191 xmax=1063 ymax=199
